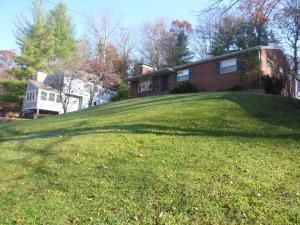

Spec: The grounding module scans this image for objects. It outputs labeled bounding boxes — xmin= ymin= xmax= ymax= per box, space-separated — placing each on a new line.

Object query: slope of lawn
xmin=0 ymin=92 xmax=300 ymax=224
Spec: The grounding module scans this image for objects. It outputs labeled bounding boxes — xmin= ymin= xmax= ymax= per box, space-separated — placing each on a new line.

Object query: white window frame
xmin=26 ymin=90 xmax=38 ymax=102
xmin=279 ymin=67 xmax=284 ymax=77
xmin=177 ymin=69 xmax=190 ymax=82
xmin=138 ymin=79 xmax=153 ymax=93
xmin=267 ymin=58 xmax=274 ymax=69
xmin=220 ymin=58 xmax=237 ymax=74
xmin=48 ymin=92 xmax=55 ymax=102
xmin=56 ymin=94 xmax=62 ymax=103
xmin=40 ymin=91 xmax=48 ymax=101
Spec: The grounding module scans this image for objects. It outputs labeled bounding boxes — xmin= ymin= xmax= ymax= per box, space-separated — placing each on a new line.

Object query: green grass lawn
xmin=0 ymin=92 xmax=299 ymax=224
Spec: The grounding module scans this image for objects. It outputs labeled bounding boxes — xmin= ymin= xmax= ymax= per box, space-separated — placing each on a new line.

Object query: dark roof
xmin=174 ymin=46 xmax=286 ymax=70
xmin=125 ymin=68 xmax=174 ymax=82
xmin=30 ymin=80 xmax=59 ymax=93
xmin=125 ymin=46 xmax=286 ymax=82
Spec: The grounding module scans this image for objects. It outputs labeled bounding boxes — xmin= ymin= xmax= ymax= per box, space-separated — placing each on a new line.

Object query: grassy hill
xmin=0 ymin=92 xmax=299 ymax=224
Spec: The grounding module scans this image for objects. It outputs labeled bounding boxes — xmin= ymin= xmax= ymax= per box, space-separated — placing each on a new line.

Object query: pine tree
xmin=168 ymin=20 xmax=193 ymax=66
xmin=12 ymin=0 xmax=76 ymax=80
xmin=49 ymin=2 xmax=76 ymax=61
xmin=13 ymin=0 xmax=53 ymax=79
xmin=171 ymin=30 xmax=193 ymax=66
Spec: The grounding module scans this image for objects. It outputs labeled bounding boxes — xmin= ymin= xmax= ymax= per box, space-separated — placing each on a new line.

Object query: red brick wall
xmin=130 ymin=76 xmax=163 ymax=98
xmin=174 ymin=53 xmax=248 ymax=91
xmin=260 ymin=48 xmax=294 ymax=97
xmin=169 ymin=53 xmax=250 ymax=91
xmin=129 ymin=48 xmax=293 ymax=98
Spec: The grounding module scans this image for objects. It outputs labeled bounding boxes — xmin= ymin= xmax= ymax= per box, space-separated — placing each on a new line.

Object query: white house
xmin=23 ymin=71 xmax=115 ymax=115
xmin=295 ymin=75 xmax=300 ymax=99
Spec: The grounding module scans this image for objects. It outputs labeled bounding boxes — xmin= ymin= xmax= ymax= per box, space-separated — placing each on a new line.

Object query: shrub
xmin=111 ymin=82 xmax=130 ymax=101
xmin=0 ymin=79 xmax=27 ymax=102
xmin=0 ymin=79 xmax=26 ymax=115
xmin=5 ymin=111 xmax=17 ymax=118
xmin=171 ymin=81 xmax=199 ymax=94
xmin=227 ymin=84 xmax=242 ymax=91
xmin=262 ymin=75 xmax=284 ymax=95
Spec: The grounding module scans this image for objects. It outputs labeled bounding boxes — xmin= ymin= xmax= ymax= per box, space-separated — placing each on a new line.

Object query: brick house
xmin=126 ymin=46 xmax=296 ymax=98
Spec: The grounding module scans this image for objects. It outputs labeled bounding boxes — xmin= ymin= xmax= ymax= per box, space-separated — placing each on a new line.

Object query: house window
xmin=41 ymin=91 xmax=47 ymax=100
xmin=34 ymin=91 xmax=38 ymax=100
xmin=279 ymin=67 xmax=284 ymax=77
xmin=138 ymin=80 xmax=153 ymax=92
xmin=220 ymin=58 xmax=237 ymax=74
xmin=48 ymin=93 xmax=55 ymax=102
xmin=177 ymin=69 xmax=190 ymax=82
xmin=26 ymin=93 xmax=30 ymax=101
xmin=56 ymin=94 xmax=62 ymax=103
xmin=267 ymin=58 xmax=274 ymax=69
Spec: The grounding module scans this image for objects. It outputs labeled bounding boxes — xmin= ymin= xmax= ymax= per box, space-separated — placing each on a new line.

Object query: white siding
xmin=23 ymin=73 xmax=116 ymax=114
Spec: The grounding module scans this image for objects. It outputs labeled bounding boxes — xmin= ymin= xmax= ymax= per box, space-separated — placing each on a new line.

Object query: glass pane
xmin=177 ymin=75 xmax=189 ymax=82
xmin=221 ymin=65 xmax=237 ymax=74
xmin=49 ymin=93 xmax=55 ymax=101
xmin=56 ymin=94 xmax=62 ymax=103
xmin=41 ymin=91 xmax=47 ymax=100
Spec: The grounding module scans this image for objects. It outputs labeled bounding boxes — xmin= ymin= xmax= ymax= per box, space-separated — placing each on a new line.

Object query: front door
xmin=162 ymin=76 xmax=169 ymax=93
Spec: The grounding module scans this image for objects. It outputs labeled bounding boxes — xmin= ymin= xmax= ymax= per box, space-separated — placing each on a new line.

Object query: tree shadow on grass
xmin=1 ymin=123 xmax=299 ymax=144
xmin=0 ymin=136 xmax=71 ymax=188
xmin=222 ymin=92 xmax=300 ymax=130
xmin=1 ymin=92 xmax=299 ymax=143
xmin=31 ymin=92 xmax=300 ymax=133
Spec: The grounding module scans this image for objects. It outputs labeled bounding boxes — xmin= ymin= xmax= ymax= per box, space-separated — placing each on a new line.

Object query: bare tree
xmin=48 ymin=69 xmax=82 ymax=114
xmin=84 ymin=59 xmax=118 ymax=106
xmin=193 ymin=9 xmax=225 ymax=59
xmin=140 ymin=18 xmax=174 ymax=69
xmin=116 ymin=27 xmax=136 ymax=77
xmin=47 ymin=41 xmax=88 ymax=113
xmin=203 ymin=0 xmax=282 ymax=15
xmin=274 ymin=0 xmax=300 ymax=81
xmin=86 ymin=11 xmax=122 ymax=62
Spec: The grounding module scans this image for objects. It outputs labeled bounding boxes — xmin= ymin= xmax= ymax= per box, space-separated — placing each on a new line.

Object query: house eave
xmin=125 ymin=68 xmax=174 ymax=82
xmin=125 ymin=45 xmax=288 ymax=83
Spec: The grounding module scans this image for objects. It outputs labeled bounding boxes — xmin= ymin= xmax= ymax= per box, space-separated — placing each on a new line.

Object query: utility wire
xmin=44 ymin=0 xmax=86 ymax=17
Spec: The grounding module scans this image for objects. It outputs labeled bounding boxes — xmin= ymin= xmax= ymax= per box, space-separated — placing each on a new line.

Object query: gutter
xmin=125 ymin=45 xmax=287 ymax=82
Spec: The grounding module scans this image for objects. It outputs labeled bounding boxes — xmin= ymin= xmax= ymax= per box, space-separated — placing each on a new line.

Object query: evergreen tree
xmin=171 ymin=30 xmax=193 ymax=66
xmin=13 ymin=0 xmax=53 ymax=79
xmin=210 ymin=15 xmax=276 ymax=56
xmin=12 ymin=0 xmax=76 ymax=80
xmin=168 ymin=20 xmax=193 ymax=66
xmin=49 ymin=2 xmax=76 ymax=62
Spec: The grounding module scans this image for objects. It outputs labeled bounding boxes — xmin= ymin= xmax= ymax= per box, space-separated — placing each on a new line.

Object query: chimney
xmin=139 ymin=64 xmax=154 ymax=75
xmin=34 ymin=71 xmax=48 ymax=82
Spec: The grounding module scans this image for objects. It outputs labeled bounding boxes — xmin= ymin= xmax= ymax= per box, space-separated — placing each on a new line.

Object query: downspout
xmin=258 ymin=47 xmax=262 ymax=91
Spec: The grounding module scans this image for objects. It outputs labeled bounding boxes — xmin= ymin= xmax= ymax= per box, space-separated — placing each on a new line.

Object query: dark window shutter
xmin=152 ymin=78 xmax=155 ymax=91
xmin=189 ymin=69 xmax=192 ymax=80
xmin=237 ymin=58 xmax=241 ymax=70
xmin=174 ymin=73 xmax=177 ymax=82
xmin=237 ymin=57 xmax=245 ymax=70
xmin=216 ymin=62 xmax=221 ymax=75
xmin=136 ymin=82 xmax=139 ymax=92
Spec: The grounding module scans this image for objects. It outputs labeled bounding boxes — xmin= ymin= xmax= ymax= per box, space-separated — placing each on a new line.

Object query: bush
xmin=227 ymin=84 xmax=242 ymax=91
xmin=5 ymin=111 xmax=17 ymax=118
xmin=0 ymin=79 xmax=27 ymax=101
xmin=111 ymin=82 xmax=130 ymax=101
xmin=171 ymin=81 xmax=199 ymax=94
xmin=262 ymin=75 xmax=283 ymax=95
